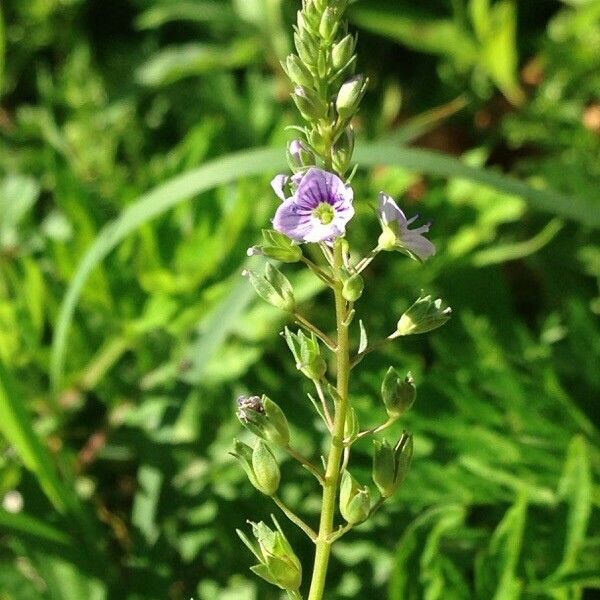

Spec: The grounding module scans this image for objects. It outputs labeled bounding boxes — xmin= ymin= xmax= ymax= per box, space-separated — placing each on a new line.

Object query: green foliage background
xmin=1 ymin=0 xmax=599 ymax=598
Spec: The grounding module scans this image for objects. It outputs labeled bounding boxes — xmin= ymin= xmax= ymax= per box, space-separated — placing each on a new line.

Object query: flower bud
xmin=372 ymin=434 xmax=413 ymax=498
xmin=319 ymin=7 xmax=339 ymax=42
xmin=247 ymin=229 xmax=302 ymax=263
xmin=342 ymin=273 xmax=364 ymax=302
xmin=252 ymin=440 xmax=281 ymax=496
xmin=287 ymin=139 xmax=315 ymax=170
xmin=332 ymin=34 xmax=356 ymax=70
xmin=381 ymin=368 xmax=416 ymax=419
xmin=332 ymin=126 xmax=355 ymax=174
xmin=292 ymin=86 xmax=327 ymax=121
xmin=243 ymin=263 xmax=295 ymax=312
xmin=294 ymin=33 xmax=316 ymax=68
xmin=284 ymin=54 xmax=314 ymax=88
xmin=339 ymin=470 xmax=371 ymax=525
xmin=237 ymin=516 xmax=302 ymax=592
xmin=284 ymin=327 xmax=327 ymax=381
xmin=396 ymin=292 xmax=451 ymax=336
xmin=237 ymin=394 xmax=290 ymax=448
xmin=336 ymin=75 xmax=367 ymax=120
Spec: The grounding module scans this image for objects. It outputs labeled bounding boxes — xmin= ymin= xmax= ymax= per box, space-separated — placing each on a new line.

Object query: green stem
xmin=307 ymin=241 xmax=351 ymax=600
xmin=273 ymin=496 xmax=317 ymax=542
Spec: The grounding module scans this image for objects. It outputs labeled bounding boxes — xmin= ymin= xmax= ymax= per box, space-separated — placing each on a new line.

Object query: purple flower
xmin=272 ymin=168 xmax=355 ymax=243
xmin=378 ymin=193 xmax=436 ymax=261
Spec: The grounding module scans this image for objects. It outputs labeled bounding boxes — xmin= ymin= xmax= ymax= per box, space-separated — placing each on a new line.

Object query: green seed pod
xmin=372 ymin=434 xmax=413 ymax=498
xmin=339 ymin=470 xmax=371 ymax=525
xmin=342 ymin=273 xmax=364 ymax=302
xmin=252 ymin=440 xmax=281 ymax=496
xmin=381 ymin=367 xmax=416 ymax=419
xmin=372 ymin=439 xmax=396 ymax=498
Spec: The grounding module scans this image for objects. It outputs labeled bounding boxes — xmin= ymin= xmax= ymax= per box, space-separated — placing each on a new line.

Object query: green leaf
xmin=0 ymin=361 xmax=76 ymax=514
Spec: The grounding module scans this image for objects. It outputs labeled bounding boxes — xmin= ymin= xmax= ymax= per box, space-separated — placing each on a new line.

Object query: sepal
xmin=247 ymin=229 xmax=302 ymax=263
xmin=243 ymin=263 xmax=296 ymax=312
xmin=381 ymin=367 xmax=416 ymax=419
xmin=237 ymin=394 xmax=290 ymax=448
xmin=395 ymin=292 xmax=451 ymax=336
xmin=339 ymin=470 xmax=371 ymax=525
xmin=284 ymin=327 xmax=327 ymax=381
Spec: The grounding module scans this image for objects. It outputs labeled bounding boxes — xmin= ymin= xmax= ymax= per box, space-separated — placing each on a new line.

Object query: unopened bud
xmin=381 ymin=368 xmax=416 ymax=419
xmin=332 ymin=126 xmax=355 ymax=174
xmin=293 ymin=86 xmax=327 ymax=121
xmin=287 ymin=139 xmax=315 ymax=170
xmin=336 ymin=75 xmax=367 ymax=120
xmin=396 ymin=293 xmax=451 ymax=336
xmin=319 ymin=7 xmax=339 ymax=42
xmin=339 ymin=470 xmax=370 ymax=525
xmin=285 ymin=54 xmax=314 ymax=88
xmin=332 ymin=34 xmax=356 ymax=70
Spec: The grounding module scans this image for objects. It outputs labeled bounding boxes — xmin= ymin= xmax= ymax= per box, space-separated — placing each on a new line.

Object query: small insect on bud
xmin=381 ymin=367 xmax=416 ymax=419
xmin=237 ymin=395 xmax=290 ymax=448
xmin=339 ymin=470 xmax=371 ymax=525
xmin=395 ymin=293 xmax=452 ymax=336
xmin=243 ymin=263 xmax=296 ymax=312
xmin=372 ymin=434 xmax=413 ymax=498
xmin=336 ymin=75 xmax=368 ymax=120
xmin=237 ymin=516 xmax=302 ymax=592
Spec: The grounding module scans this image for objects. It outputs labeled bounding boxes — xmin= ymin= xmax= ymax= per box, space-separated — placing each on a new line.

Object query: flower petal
xmin=378 ymin=192 xmax=407 ymax=226
xmin=273 ymin=198 xmax=313 ymax=241
xmin=399 ymin=231 xmax=436 ymax=261
xmin=271 ymin=174 xmax=290 ymax=201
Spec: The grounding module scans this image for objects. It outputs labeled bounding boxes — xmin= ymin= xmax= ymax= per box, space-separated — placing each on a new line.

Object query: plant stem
xmin=307 ymin=241 xmax=351 ymax=600
xmin=293 ymin=312 xmax=337 ymax=351
xmin=286 ymin=446 xmax=325 ymax=485
xmin=273 ymin=496 xmax=317 ymax=542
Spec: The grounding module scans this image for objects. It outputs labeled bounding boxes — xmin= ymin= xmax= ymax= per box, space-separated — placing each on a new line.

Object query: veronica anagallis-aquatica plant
xmin=233 ymin=1 xmax=451 ymax=598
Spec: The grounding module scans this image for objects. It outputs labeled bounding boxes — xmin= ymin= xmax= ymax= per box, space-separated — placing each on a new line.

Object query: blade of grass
xmin=0 ymin=361 xmax=77 ymax=514
xmin=355 ymin=143 xmax=599 ymax=227
xmin=50 ymin=147 xmax=286 ymax=392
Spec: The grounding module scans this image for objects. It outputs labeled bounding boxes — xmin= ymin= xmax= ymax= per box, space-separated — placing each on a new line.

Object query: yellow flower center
xmin=313 ymin=202 xmax=335 ymax=225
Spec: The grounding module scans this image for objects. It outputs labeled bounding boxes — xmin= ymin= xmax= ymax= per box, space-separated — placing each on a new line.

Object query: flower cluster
xmin=270 ymin=166 xmax=436 ymax=260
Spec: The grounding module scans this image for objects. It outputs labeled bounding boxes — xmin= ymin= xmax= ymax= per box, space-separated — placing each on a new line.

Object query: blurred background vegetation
xmin=0 ymin=0 xmax=599 ymax=598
